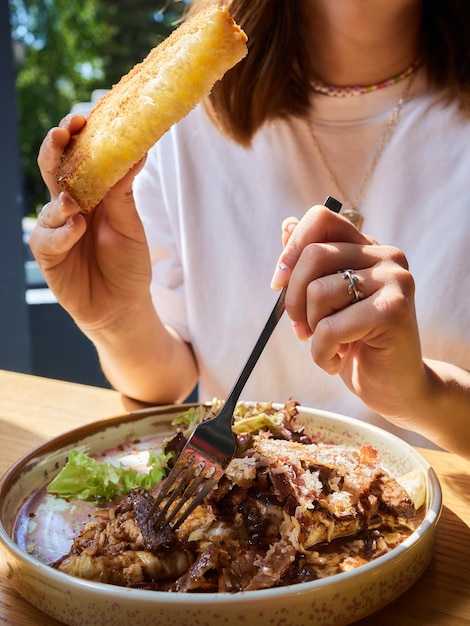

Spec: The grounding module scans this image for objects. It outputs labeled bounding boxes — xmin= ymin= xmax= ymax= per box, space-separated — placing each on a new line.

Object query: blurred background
xmin=1 ymin=0 xmax=188 ymax=388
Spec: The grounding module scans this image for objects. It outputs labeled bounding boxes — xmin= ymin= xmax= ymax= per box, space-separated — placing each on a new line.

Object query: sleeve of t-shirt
xmin=132 ymin=138 xmax=190 ymax=343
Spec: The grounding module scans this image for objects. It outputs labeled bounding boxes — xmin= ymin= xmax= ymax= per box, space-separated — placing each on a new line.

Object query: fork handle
xmin=222 ymin=196 xmax=342 ymax=416
xmin=221 ymin=196 xmax=342 ymax=417
xmin=222 ymin=285 xmax=287 ymax=417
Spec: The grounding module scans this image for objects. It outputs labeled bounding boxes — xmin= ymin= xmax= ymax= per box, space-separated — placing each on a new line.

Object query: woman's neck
xmin=306 ymin=0 xmax=422 ymax=86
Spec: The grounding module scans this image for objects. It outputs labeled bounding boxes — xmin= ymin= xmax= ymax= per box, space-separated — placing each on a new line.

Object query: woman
xmin=30 ymin=0 xmax=470 ymax=457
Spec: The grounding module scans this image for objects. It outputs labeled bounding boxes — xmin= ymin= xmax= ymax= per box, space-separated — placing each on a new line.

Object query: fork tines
xmin=145 ymin=450 xmax=224 ymax=531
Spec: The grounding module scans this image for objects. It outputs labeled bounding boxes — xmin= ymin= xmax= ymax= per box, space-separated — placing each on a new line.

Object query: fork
xmin=146 ymin=196 xmax=342 ymax=533
xmin=145 ymin=285 xmax=287 ymax=532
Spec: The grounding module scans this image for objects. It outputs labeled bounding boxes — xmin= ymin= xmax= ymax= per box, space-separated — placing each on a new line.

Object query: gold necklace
xmin=308 ymin=69 xmax=419 ymax=230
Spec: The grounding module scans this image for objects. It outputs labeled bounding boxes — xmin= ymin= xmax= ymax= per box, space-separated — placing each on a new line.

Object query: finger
xmin=99 ymin=158 xmax=147 ymax=237
xmin=271 ymin=205 xmax=371 ymax=290
xmin=297 ymin=267 xmax=375 ymax=342
xmin=37 ymin=192 xmax=82 ymax=230
xmin=310 ymin=309 xmax=367 ymax=375
xmin=30 ymin=210 xmax=86 ymax=267
xmin=310 ymin=275 xmax=411 ymax=376
xmin=284 ymin=240 xmax=376 ymax=333
xmin=58 ymin=113 xmax=87 ymax=131
xmin=37 ymin=114 xmax=86 ymax=196
xmin=287 ymin=256 xmax=375 ymax=342
xmin=287 ymin=245 xmax=410 ymax=341
xmin=281 ymin=217 xmax=299 ymax=248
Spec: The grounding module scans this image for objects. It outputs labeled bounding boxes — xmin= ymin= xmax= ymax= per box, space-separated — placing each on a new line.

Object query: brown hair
xmin=188 ymin=0 xmax=470 ymax=146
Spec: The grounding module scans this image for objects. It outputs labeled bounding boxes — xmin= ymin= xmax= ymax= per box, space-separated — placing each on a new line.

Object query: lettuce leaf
xmin=231 ymin=412 xmax=286 ymax=436
xmin=47 ymin=449 xmax=172 ymax=504
xmin=47 ymin=401 xmax=300 ymax=505
xmin=171 ymin=404 xmax=209 ymax=437
xmin=173 ymin=400 xmax=299 ymax=438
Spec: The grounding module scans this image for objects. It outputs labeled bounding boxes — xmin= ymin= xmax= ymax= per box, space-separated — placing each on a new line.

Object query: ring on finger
xmin=338 ymin=269 xmax=364 ymax=304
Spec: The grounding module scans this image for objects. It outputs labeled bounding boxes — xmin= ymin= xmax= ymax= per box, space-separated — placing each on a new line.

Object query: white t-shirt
xmin=133 ymin=72 xmax=470 ymax=448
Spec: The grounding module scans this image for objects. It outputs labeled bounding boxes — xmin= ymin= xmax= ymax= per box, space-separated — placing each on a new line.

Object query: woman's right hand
xmin=31 ymin=114 xmax=198 ymax=404
xmin=30 ymin=114 xmax=152 ymax=335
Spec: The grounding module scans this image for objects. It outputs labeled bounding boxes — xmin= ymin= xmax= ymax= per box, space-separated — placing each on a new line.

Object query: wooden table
xmin=0 ymin=369 xmax=469 ymax=626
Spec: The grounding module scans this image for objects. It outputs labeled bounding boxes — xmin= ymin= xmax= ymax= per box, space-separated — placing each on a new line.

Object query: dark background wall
xmin=0 ymin=0 xmax=33 ymax=375
xmin=1 ymin=0 xmax=109 ymax=388
xmin=28 ymin=299 xmax=111 ymax=387
xmin=1 ymin=0 xmax=196 ymax=399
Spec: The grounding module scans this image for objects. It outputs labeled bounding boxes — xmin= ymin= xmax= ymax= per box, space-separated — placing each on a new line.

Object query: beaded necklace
xmin=312 ymin=59 xmax=421 ymax=98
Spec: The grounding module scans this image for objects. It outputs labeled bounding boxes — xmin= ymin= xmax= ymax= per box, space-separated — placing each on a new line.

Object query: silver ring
xmin=338 ymin=269 xmax=364 ymax=303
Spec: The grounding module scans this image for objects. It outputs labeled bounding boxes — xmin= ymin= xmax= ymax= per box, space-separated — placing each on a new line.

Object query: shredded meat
xmin=369 ymin=473 xmax=416 ymax=518
xmin=54 ymin=405 xmax=424 ymax=593
xmin=175 ymin=543 xmax=221 ymax=592
xmin=53 ymin=488 xmax=193 ymax=585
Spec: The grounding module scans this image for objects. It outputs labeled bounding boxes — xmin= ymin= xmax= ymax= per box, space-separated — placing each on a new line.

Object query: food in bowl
xmin=46 ymin=401 xmax=426 ymax=592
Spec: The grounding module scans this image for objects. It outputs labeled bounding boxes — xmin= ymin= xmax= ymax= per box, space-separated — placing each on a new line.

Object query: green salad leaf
xmin=47 ymin=448 xmax=172 ymax=504
xmin=231 ymin=412 xmax=286 ymax=436
xmin=171 ymin=404 xmax=210 ymax=437
xmin=173 ymin=400 xmax=298 ymax=438
xmin=47 ymin=401 xmax=300 ymax=506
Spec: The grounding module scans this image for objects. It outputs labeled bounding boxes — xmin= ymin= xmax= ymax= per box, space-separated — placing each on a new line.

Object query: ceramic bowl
xmin=0 ymin=404 xmax=442 ymax=626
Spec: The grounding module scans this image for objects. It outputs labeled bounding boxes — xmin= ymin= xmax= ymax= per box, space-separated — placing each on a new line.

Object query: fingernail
xmin=285 ymin=222 xmax=297 ymax=238
xmin=292 ymin=321 xmax=310 ymax=342
xmin=270 ymin=263 xmax=290 ymax=291
xmin=59 ymin=113 xmax=73 ymax=128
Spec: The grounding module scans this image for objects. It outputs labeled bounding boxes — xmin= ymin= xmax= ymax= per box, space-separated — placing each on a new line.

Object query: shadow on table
xmin=2 ymin=419 xmax=468 ymax=626
xmin=354 ymin=504 xmax=470 ymax=625
xmin=441 ymin=471 xmax=470 ymax=505
xmin=0 ymin=420 xmax=49 ymax=467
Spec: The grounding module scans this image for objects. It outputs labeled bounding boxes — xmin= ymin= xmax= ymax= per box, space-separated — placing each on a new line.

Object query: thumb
xmin=99 ymin=156 xmax=147 ymax=235
xmin=109 ymin=156 xmax=147 ymax=198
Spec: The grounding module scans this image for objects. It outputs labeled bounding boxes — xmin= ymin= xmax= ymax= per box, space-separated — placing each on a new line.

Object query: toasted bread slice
xmin=56 ymin=6 xmax=247 ymax=212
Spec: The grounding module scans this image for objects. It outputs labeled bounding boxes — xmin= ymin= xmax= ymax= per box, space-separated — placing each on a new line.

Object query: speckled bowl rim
xmin=0 ymin=403 xmax=442 ymax=608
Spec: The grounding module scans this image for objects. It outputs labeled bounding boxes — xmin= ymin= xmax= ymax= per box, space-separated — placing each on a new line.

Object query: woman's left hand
xmin=271 ymin=203 xmax=427 ymax=425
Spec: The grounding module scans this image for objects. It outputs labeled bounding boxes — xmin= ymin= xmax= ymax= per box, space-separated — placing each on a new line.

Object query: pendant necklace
xmin=308 ymin=62 xmax=420 ymax=230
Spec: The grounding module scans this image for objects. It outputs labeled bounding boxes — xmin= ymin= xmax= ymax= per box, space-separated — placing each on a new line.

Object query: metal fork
xmin=145 ymin=285 xmax=287 ymax=532
xmin=145 ymin=196 xmax=342 ymax=533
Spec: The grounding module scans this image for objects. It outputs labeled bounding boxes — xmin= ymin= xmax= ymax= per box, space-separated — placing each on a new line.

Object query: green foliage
xmin=10 ymin=0 xmax=188 ymax=213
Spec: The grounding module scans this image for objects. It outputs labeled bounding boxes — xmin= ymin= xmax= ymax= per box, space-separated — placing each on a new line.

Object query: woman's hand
xmin=30 ymin=114 xmax=152 ymax=334
xmin=271 ymin=203 xmax=470 ymax=459
xmin=29 ymin=114 xmax=198 ymax=404
xmin=271 ymin=204 xmax=427 ymax=426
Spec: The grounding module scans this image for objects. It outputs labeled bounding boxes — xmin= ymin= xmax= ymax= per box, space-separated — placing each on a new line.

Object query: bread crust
xmin=56 ymin=6 xmax=247 ymax=212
